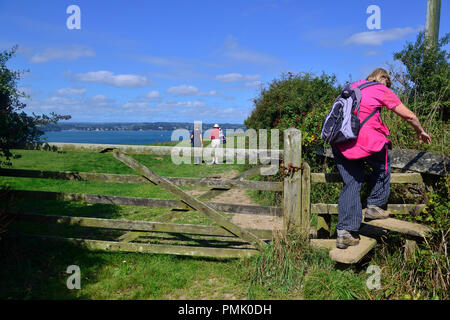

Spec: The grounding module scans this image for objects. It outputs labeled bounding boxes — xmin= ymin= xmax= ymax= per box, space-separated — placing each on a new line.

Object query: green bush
xmin=385 ymin=32 xmax=449 ymax=153
xmin=245 ymin=71 xmax=341 ymax=151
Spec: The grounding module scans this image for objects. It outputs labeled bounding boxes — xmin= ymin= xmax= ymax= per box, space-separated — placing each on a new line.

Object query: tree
xmin=244 ymin=71 xmax=340 ymax=150
xmin=0 ymin=46 xmax=70 ymax=167
xmin=384 ymin=32 xmax=449 ymax=151
xmin=392 ymin=31 xmax=449 ymax=114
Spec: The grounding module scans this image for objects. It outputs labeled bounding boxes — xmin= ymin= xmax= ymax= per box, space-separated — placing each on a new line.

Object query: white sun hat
xmin=213 ymin=123 xmax=220 ymax=128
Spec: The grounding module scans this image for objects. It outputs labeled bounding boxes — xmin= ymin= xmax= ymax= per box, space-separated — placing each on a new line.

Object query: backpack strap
xmin=360 ymin=107 xmax=381 ymax=127
xmin=356 ymin=81 xmax=382 ymax=125
xmin=357 ymin=80 xmax=380 ymax=90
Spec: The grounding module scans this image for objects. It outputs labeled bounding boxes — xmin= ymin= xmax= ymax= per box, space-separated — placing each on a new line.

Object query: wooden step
xmin=362 ymin=217 xmax=431 ymax=237
xmin=311 ymin=236 xmax=377 ymax=264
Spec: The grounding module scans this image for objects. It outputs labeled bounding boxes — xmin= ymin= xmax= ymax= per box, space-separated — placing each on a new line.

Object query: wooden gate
xmin=1 ymin=129 xmax=432 ymax=263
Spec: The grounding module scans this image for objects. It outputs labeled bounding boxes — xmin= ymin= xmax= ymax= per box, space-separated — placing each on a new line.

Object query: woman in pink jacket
xmin=333 ymin=68 xmax=432 ymax=249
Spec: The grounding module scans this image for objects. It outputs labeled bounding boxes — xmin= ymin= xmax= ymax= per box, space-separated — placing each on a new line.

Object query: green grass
xmin=0 ymin=148 xmax=387 ymax=300
xmin=0 ymin=236 xmax=250 ymax=299
xmin=0 ymin=148 xmax=254 ymax=300
xmin=302 ymin=267 xmax=370 ymax=300
xmin=242 ymin=230 xmax=371 ymax=300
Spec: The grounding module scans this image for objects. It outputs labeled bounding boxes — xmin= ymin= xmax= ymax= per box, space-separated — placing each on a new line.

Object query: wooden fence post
xmin=283 ymin=128 xmax=303 ymax=235
xmin=300 ymin=162 xmax=311 ymax=237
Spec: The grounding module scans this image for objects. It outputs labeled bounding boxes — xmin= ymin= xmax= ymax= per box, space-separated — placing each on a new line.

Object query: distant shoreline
xmin=39 ymin=122 xmax=247 ymax=132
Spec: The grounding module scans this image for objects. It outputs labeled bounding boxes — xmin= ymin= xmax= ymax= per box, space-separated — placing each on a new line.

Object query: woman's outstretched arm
xmin=391 ymin=103 xmax=432 ymax=144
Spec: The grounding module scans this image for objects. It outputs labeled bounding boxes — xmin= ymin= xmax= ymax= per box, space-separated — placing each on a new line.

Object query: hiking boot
xmin=336 ymin=230 xmax=360 ymax=249
xmin=365 ymin=205 xmax=390 ymax=221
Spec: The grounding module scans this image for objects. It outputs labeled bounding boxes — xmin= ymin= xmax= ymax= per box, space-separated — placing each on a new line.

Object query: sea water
xmin=41 ymin=130 xmax=175 ymax=145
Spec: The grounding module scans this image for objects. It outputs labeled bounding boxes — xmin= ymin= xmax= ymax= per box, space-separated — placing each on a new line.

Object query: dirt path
xmin=205 ymin=169 xmax=283 ymax=231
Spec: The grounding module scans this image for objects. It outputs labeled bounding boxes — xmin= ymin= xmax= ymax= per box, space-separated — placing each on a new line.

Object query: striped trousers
xmin=332 ymin=144 xmax=391 ymax=232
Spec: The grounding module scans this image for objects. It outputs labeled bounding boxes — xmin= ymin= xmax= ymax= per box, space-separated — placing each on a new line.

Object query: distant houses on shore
xmin=40 ymin=122 xmax=247 ymax=132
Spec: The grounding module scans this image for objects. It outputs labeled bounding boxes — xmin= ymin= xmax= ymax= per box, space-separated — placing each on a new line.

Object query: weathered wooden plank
xmin=328 ymin=236 xmax=377 ymax=264
xmin=283 ymin=128 xmax=302 ymax=232
xmin=311 ymin=172 xmax=424 ymax=184
xmin=362 ymin=217 xmax=432 ymax=237
xmin=16 ymin=213 xmax=274 ymax=239
xmin=25 ymin=142 xmax=282 ymax=162
xmin=311 ymin=203 xmax=426 ymax=215
xmin=3 ymin=189 xmax=283 ymax=216
xmin=209 ymin=202 xmax=282 ymax=216
xmin=112 ymin=150 xmax=266 ymax=250
xmin=4 ymin=189 xmax=191 ymax=209
xmin=19 ymin=234 xmax=259 ymax=259
xmin=0 ymin=168 xmax=282 ymax=191
xmin=300 ymin=162 xmax=311 ymax=237
xmin=0 ymin=168 xmax=145 ymax=184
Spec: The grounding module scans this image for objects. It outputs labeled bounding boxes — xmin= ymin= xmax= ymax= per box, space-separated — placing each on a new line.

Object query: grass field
xmin=0 ymin=148 xmax=372 ymax=300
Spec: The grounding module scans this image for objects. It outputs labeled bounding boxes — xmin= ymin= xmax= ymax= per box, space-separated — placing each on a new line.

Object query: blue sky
xmin=1 ymin=0 xmax=448 ymax=124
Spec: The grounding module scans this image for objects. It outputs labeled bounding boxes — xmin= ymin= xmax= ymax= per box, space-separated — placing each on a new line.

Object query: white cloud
xmin=345 ymin=27 xmax=415 ymax=46
xmin=74 ymin=70 xmax=151 ymax=88
xmin=166 ymin=85 xmax=199 ymax=96
xmin=25 ymin=91 xmax=247 ymax=122
xmin=30 ymin=45 xmax=95 ymax=63
xmin=165 ymin=85 xmax=221 ymax=97
xmin=144 ymin=90 xmax=161 ymax=99
xmin=55 ymin=87 xmax=86 ymax=95
xmin=121 ymin=100 xmax=150 ymax=111
xmin=215 ymin=73 xmax=260 ymax=83
xmin=25 ymin=93 xmax=116 ymax=116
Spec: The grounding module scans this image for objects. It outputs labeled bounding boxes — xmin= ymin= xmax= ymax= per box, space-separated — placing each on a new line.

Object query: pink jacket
xmin=209 ymin=128 xmax=220 ymax=140
xmin=336 ymin=80 xmax=402 ymax=159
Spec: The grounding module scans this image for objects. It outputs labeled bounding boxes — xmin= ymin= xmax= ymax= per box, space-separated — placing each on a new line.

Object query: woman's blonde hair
xmin=366 ymin=68 xmax=391 ymax=88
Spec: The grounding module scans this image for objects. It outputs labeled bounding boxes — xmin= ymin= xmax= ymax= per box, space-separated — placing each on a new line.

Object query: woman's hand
xmin=417 ymin=130 xmax=432 ymax=144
